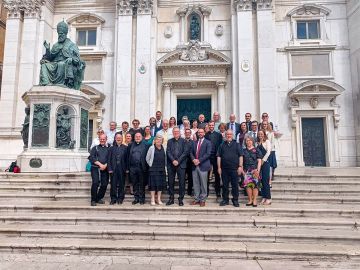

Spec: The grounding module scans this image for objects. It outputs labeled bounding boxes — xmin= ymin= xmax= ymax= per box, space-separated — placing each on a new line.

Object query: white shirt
xmin=90 ymin=138 xmax=100 ymax=149
xmin=259 ymin=139 xmax=272 ymax=162
xmin=106 ymin=129 xmax=117 ymax=145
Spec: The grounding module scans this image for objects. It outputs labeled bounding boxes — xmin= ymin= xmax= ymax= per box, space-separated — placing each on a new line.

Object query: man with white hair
xmin=106 ymin=121 xmax=117 ymax=145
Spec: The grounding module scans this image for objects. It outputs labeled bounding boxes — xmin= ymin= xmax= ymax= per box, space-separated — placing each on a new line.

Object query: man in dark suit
xmin=205 ymin=120 xmax=223 ymax=200
xmin=190 ymin=128 xmax=212 ymax=207
xmin=226 ymin=114 xmax=240 ymax=139
xmin=166 ymin=127 xmax=189 ymax=206
xmin=244 ymin=113 xmax=252 ymax=131
xmin=198 ymin=114 xmax=207 ymax=129
xmin=129 ymin=119 xmax=143 ymax=140
xmin=155 ymin=111 xmax=163 ymax=130
xmin=108 ymin=133 xmax=128 ymax=205
xmin=127 ymin=132 xmax=148 ymax=205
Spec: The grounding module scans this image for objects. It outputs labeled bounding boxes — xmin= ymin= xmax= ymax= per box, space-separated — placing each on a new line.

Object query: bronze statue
xmin=39 ymin=21 xmax=85 ymax=90
xmin=21 ymin=107 xmax=30 ymax=148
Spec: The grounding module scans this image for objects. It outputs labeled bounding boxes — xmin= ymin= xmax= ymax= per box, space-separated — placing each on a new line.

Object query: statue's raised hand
xmin=43 ymin=41 xmax=50 ymax=50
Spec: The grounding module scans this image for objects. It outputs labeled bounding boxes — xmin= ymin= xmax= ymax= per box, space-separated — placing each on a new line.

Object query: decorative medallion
xmin=241 ymin=60 xmax=250 ymax=72
xmin=29 ymin=158 xmax=42 ymax=168
xmin=179 ymin=40 xmax=208 ymax=62
xmin=164 ymin=26 xmax=173 ymax=39
xmin=138 ymin=64 xmax=146 ymax=74
xmin=215 ymin=25 xmax=224 ymax=37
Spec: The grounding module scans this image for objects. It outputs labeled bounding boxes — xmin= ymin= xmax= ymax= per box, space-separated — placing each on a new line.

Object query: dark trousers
xmin=186 ymin=160 xmax=193 ymax=195
xmin=110 ymin=171 xmax=125 ymax=201
xmin=167 ymin=165 xmax=186 ymax=201
xmin=209 ymin=157 xmax=221 ymax=196
xmin=261 ymin=161 xmax=271 ymax=199
xmin=130 ymin=167 xmax=145 ymax=202
xmin=221 ymin=169 xmax=239 ymax=202
xmin=90 ymin=167 xmax=109 ymax=202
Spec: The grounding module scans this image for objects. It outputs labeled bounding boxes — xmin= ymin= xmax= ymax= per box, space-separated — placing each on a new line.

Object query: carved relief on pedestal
xmin=4 ymin=0 xmax=46 ymax=18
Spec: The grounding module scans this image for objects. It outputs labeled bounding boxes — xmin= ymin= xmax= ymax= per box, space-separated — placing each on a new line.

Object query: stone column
xmin=0 ymin=0 xmax=46 ymax=167
xmin=216 ymin=81 xmax=226 ymax=120
xmin=135 ymin=0 xmax=153 ymax=124
xmin=201 ymin=6 xmax=212 ymax=43
xmin=234 ymin=0 xmax=256 ymax=118
xmin=176 ymin=7 xmax=187 ymax=45
xmin=257 ymin=0 xmax=277 ymax=123
xmin=162 ymin=82 xmax=172 ymax=119
xmin=114 ymin=1 xmax=133 ymax=123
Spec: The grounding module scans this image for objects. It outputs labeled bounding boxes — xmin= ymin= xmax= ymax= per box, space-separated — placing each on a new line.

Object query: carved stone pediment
xmin=157 ymin=42 xmax=231 ymax=69
xmin=176 ymin=4 xmax=212 ymax=17
xmin=287 ymin=4 xmax=331 ymax=17
xmin=288 ymin=80 xmax=344 ymax=109
xmin=67 ymin=13 xmax=105 ymax=25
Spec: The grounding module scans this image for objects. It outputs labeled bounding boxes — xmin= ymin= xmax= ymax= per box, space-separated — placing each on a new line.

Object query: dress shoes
xmin=97 ymin=199 xmax=105 ymax=204
xmin=219 ymin=200 xmax=229 ymax=206
xmin=232 ymin=201 xmax=240 ymax=207
xmin=166 ymin=200 xmax=174 ymax=206
xmin=140 ymin=200 xmax=145 ymax=205
xmin=199 ymin=201 xmax=206 ymax=207
xmin=132 ymin=199 xmax=140 ymax=205
xmin=90 ymin=201 xmax=96 ymax=207
xmin=117 ymin=199 xmax=123 ymax=205
xmin=178 ymin=200 xmax=184 ymax=206
xmin=110 ymin=200 xmax=116 ymax=205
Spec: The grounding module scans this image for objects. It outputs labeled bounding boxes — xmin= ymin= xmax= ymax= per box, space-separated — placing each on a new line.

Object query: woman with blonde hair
xmin=146 ymin=135 xmax=166 ymax=206
xmin=261 ymin=121 xmax=277 ymax=185
xmin=257 ymin=130 xmax=272 ymax=205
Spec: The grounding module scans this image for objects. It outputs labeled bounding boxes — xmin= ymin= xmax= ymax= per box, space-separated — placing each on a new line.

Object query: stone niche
xmin=17 ymin=85 xmax=94 ymax=172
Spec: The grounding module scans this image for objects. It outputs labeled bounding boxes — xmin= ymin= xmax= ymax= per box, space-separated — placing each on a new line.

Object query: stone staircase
xmin=0 ymin=168 xmax=359 ymax=265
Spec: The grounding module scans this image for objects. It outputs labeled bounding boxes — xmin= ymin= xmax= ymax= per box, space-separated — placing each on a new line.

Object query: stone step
xmin=0 ymin=236 xmax=358 ymax=260
xmin=0 ymin=185 xmax=359 ymax=195
xmin=0 ymin=192 xmax=358 ymax=204
xmin=1 ymin=224 xmax=359 ymax=245
xmin=1 ymin=212 xmax=357 ymax=229
xmin=1 ymin=201 xmax=359 ymax=218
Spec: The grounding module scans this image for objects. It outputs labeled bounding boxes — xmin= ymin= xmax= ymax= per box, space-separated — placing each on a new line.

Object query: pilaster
xmin=114 ymin=1 xmax=134 ymax=123
xmin=234 ymin=0 xmax=256 ymax=118
xmin=256 ymin=0 xmax=277 ymax=123
xmin=135 ymin=0 xmax=153 ymax=123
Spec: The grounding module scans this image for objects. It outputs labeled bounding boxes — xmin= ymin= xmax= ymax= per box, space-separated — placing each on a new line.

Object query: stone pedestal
xmin=17 ymin=86 xmax=94 ymax=173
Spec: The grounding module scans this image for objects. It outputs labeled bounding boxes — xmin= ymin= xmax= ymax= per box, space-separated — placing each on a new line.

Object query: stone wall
xmin=347 ymin=0 xmax=360 ymax=166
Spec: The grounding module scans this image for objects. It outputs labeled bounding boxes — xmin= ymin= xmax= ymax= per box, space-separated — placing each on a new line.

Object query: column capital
xmin=216 ymin=81 xmax=227 ymax=87
xmin=176 ymin=6 xmax=188 ymax=17
xmin=162 ymin=82 xmax=173 ymax=89
xmin=4 ymin=0 xmax=46 ymax=19
xmin=257 ymin=0 xmax=273 ymax=11
xmin=137 ymin=0 xmax=153 ymax=15
xmin=117 ymin=0 xmax=132 ymax=16
xmin=233 ymin=0 xmax=253 ymax=12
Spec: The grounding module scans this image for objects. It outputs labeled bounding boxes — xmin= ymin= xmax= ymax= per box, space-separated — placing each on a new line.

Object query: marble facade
xmin=0 ymin=0 xmax=359 ymax=169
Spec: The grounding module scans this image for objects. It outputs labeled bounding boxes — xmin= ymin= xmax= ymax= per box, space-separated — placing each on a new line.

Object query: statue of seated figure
xmin=39 ymin=21 xmax=85 ymax=90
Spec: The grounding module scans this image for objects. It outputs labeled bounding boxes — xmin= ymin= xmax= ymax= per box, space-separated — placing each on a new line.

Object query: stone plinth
xmin=17 ymin=86 xmax=94 ymax=173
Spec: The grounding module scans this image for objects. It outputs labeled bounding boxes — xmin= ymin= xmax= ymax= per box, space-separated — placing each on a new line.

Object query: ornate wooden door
xmin=301 ymin=118 xmax=326 ymax=167
xmin=177 ymin=98 xmax=211 ymax=125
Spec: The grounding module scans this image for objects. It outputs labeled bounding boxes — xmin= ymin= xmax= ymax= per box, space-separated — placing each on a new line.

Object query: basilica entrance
xmin=177 ymin=98 xmax=211 ymax=124
xmin=301 ymin=118 xmax=326 ymax=167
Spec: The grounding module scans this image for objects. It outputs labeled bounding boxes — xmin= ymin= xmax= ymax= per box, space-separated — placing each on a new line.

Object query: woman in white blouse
xmin=261 ymin=121 xmax=278 ymax=186
xmin=257 ymin=130 xmax=272 ymax=205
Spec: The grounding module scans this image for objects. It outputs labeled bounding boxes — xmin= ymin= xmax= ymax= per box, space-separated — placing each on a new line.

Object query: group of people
xmin=89 ymin=111 xmax=279 ymax=207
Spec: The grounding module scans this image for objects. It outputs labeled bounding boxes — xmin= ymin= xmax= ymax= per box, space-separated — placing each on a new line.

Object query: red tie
xmin=196 ymin=139 xmax=202 ymax=159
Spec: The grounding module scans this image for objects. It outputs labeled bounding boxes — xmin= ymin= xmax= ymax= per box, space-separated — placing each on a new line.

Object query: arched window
xmin=188 ymin=13 xmax=201 ymax=41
